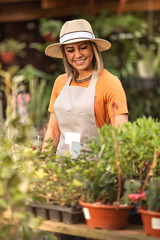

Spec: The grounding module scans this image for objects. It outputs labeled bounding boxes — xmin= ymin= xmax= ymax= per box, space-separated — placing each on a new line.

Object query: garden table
xmin=37 ymin=220 xmax=159 ymax=240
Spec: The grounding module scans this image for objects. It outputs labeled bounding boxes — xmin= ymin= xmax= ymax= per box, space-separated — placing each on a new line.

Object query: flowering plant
xmin=128 ymin=148 xmax=160 ymax=211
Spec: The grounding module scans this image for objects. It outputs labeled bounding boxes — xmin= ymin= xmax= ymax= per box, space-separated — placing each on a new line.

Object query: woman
xmin=42 ymin=18 xmax=128 ymax=154
xmin=42 ymin=18 xmax=128 ymax=240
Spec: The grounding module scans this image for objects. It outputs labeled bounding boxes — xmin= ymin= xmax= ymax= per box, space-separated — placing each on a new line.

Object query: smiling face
xmin=64 ymin=41 xmax=94 ymax=75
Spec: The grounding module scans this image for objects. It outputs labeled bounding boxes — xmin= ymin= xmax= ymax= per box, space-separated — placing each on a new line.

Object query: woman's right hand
xmin=42 ymin=113 xmax=60 ymax=151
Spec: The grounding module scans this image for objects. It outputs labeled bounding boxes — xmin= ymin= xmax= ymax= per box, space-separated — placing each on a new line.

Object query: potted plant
xmin=77 ymin=123 xmax=141 ymax=230
xmin=128 ymin=148 xmax=160 ymax=238
xmin=115 ymin=116 xmax=160 ymax=181
xmin=39 ymin=18 xmax=63 ymax=42
xmin=138 ymin=179 xmax=160 ymax=238
xmin=0 ymin=38 xmax=26 ymax=63
xmin=77 ymin=111 xmax=160 ymax=230
xmin=135 ymin=39 xmax=160 ymax=90
xmin=75 ymin=102 xmax=133 ymax=229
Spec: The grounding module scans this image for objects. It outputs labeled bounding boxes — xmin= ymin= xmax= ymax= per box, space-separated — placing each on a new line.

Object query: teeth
xmin=75 ymin=59 xmax=85 ymax=63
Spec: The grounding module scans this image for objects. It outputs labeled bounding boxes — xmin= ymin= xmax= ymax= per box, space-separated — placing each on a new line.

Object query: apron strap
xmin=65 ymin=71 xmax=99 ymax=88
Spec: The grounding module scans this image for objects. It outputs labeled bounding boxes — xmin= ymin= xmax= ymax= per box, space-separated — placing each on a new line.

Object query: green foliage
xmin=82 ymin=11 xmax=148 ymax=80
xmin=39 ymin=18 xmax=63 ymax=38
xmin=19 ymin=64 xmax=54 ymax=82
xmin=89 ymin=11 xmax=148 ymax=38
xmin=79 ymin=172 xmax=118 ymax=204
xmin=10 ymin=115 xmax=159 ymax=210
xmin=0 ymin=136 xmax=41 ymax=239
xmin=119 ymin=117 xmax=160 ymax=179
xmin=1 ymin=64 xmax=54 ymax=129
xmin=77 ymin=116 xmax=160 ymax=204
xmin=120 ymin=179 xmax=142 ymax=205
xmin=0 ymin=113 xmax=41 ymax=239
xmin=18 ymin=64 xmax=58 ymax=128
xmin=30 ymin=140 xmax=119 ymax=205
xmin=30 ymin=42 xmax=49 ymax=53
xmin=94 ymin=117 xmax=160 ymax=180
xmin=0 ymin=66 xmax=57 ymax=239
xmin=145 ymin=179 xmax=160 ymax=211
xmin=0 ymin=38 xmax=26 ymax=53
xmin=30 ymin=142 xmax=84 ymax=207
xmin=27 ymin=78 xmax=49 ymax=128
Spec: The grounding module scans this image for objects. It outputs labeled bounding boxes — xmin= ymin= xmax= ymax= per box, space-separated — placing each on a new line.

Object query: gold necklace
xmin=73 ymin=74 xmax=92 ymax=83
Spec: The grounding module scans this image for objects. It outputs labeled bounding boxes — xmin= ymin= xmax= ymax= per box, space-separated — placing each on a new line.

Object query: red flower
xmin=128 ymin=192 xmax=146 ymax=202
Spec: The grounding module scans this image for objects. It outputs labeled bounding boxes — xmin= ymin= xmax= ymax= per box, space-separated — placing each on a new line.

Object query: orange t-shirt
xmin=48 ymin=69 xmax=128 ymax=128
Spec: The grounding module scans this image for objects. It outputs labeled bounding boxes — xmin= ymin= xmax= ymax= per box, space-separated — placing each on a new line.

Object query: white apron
xmin=54 ymin=71 xmax=99 ymax=155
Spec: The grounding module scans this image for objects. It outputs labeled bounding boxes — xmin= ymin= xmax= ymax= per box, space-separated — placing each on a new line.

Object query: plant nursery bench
xmin=37 ymin=220 xmax=159 ymax=240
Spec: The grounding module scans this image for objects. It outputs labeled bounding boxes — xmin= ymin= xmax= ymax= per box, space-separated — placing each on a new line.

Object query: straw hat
xmin=45 ymin=19 xmax=111 ymax=58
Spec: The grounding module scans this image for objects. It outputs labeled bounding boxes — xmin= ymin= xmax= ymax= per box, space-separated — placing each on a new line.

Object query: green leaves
xmin=30 ymin=149 xmax=83 ymax=207
xmin=121 ymin=117 xmax=160 ymax=178
xmin=27 ymin=78 xmax=48 ymax=128
xmin=145 ymin=180 xmax=160 ymax=211
xmin=77 ymin=116 xmax=160 ymax=204
xmin=39 ymin=18 xmax=63 ymax=37
xmin=0 ymin=38 xmax=26 ymax=53
xmin=121 ymin=179 xmax=142 ymax=205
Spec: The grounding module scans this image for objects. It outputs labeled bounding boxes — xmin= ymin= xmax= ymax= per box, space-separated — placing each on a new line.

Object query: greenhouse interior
xmin=0 ymin=0 xmax=160 ymax=239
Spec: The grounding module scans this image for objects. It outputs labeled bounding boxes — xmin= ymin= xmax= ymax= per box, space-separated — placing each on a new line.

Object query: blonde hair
xmin=61 ymin=41 xmax=104 ymax=77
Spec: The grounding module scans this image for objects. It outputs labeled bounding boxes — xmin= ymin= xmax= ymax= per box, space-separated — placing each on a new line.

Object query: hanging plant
xmin=39 ymin=18 xmax=63 ymax=42
xmin=0 ymin=38 xmax=26 ymax=64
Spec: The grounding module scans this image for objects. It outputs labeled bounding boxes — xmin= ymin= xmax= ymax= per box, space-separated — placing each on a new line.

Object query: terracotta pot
xmin=138 ymin=208 xmax=160 ymax=238
xmin=42 ymin=33 xmax=53 ymax=42
xmin=42 ymin=33 xmax=58 ymax=42
xmin=79 ymin=201 xmax=133 ymax=230
xmin=0 ymin=52 xmax=16 ymax=63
